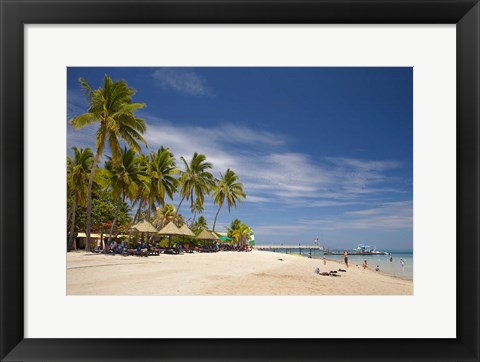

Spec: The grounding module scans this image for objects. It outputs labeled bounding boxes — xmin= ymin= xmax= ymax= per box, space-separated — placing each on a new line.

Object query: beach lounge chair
xmin=125 ymin=248 xmax=148 ymax=257
xmin=125 ymin=249 xmax=137 ymax=256
xmin=164 ymin=248 xmax=183 ymax=255
xmin=148 ymin=249 xmax=160 ymax=256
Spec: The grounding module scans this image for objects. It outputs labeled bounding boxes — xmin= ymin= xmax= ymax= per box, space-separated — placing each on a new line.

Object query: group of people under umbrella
xmin=128 ymin=220 xmax=221 ymax=254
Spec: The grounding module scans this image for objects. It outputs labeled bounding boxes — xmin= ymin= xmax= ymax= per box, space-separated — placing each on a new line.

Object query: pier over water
xmin=255 ymin=245 xmax=323 ymax=252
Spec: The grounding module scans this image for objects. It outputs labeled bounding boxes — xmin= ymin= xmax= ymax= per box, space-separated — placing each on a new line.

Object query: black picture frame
xmin=1 ymin=1 xmax=479 ymax=361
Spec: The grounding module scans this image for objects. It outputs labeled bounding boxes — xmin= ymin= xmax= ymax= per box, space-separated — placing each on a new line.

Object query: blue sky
xmin=67 ymin=67 xmax=413 ymax=250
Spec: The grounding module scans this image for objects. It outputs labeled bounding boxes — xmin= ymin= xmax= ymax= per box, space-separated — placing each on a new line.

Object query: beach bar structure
xmin=74 ymin=232 xmax=102 ymax=250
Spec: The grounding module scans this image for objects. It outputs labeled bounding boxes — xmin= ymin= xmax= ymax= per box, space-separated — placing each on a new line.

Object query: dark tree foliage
xmin=68 ymin=187 xmax=132 ymax=234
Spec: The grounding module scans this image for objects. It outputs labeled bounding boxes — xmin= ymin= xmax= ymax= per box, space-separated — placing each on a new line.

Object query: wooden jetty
xmin=255 ymin=245 xmax=323 ymax=250
xmin=255 ymin=245 xmax=323 ymax=257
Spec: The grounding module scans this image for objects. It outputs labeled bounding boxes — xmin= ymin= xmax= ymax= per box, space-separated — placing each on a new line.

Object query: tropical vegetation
xmin=211 ymin=168 xmax=246 ymax=232
xmin=226 ymin=219 xmax=252 ymax=247
xmin=67 ymin=147 xmax=94 ymax=251
xmin=67 ymin=75 xmax=252 ymax=250
xmin=69 ymin=75 xmax=147 ymax=250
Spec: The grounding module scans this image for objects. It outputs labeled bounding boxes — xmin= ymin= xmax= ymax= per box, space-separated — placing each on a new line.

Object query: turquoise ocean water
xmin=262 ymin=248 xmax=413 ymax=280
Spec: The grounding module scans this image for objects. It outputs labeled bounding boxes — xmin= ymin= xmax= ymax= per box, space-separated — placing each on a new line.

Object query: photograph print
xmin=66 ymin=67 xmax=413 ymax=296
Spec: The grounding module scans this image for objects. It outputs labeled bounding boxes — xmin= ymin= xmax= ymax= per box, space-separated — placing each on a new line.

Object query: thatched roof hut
xmin=130 ymin=220 xmax=158 ymax=233
xmin=158 ymin=221 xmax=183 ymax=236
xmin=178 ymin=224 xmax=195 ymax=237
xmin=195 ymin=229 xmax=219 ymax=240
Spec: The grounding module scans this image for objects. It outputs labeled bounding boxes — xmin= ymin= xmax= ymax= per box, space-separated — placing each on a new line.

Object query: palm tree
xmin=175 ymin=153 xmax=214 ymax=219
xmin=211 ymin=169 xmax=246 ymax=232
xmin=101 ymin=148 xmax=147 ymax=244
xmin=69 ymin=75 xmax=147 ymax=250
xmin=131 ymin=153 xmax=150 ymax=223
xmin=232 ymin=223 xmax=251 ymax=248
xmin=226 ymin=218 xmax=242 ymax=239
xmin=152 ymin=204 xmax=180 ymax=229
xmin=191 ymin=215 xmax=208 ymax=235
xmin=67 ymin=147 xmax=94 ymax=251
xmin=152 ymin=204 xmax=185 ymax=247
xmin=144 ymin=147 xmax=179 ymax=214
xmin=191 ymin=198 xmax=204 ymax=223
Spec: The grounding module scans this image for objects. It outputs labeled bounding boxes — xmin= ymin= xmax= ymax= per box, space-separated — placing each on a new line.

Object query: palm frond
xmin=70 ymin=113 xmax=98 ymax=129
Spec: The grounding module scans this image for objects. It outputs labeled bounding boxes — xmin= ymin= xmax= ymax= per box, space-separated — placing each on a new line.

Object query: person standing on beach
xmin=389 ymin=254 xmax=393 ymax=263
xmin=343 ymin=250 xmax=349 ymax=268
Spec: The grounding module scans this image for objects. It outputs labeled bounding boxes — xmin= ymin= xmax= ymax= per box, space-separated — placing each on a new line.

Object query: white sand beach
xmin=67 ymin=249 xmax=413 ymax=295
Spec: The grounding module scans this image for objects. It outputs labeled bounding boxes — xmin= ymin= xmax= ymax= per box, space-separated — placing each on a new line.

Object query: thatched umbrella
xmin=130 ymin=220 xmax=158 ymax=245
xmin=158 ymin=221 xmax=183 ymax=249
xmin=196 ymin=229 xmax=219 ymax=248
xmin=178 ymin=224 xmax=195 ymax=246
xmin=131 ymin=220 xmax=158 ymax=233
xmin=178 ymin=224 xmax=195 ymax=237
xmin=195 ymin=229 xmax=219 ymax=240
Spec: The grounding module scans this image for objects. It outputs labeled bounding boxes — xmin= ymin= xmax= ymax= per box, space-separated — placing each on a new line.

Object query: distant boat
xmin=322 ymin=244 xmax=388 ymax=256
xmin=353 ymin=243 xmax=388 ymax=255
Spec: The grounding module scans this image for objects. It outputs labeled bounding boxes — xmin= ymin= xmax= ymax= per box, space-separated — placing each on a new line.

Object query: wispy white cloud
xmin=66 ymin=123 xmax=97 ymax=154
xmin=327 ymin=157 xmax=402 ymax=171
xmin=152 ymin=68 xmax=211 ymax=96
xmin=67 ymin=88 xmax=88 ymax=120
xmin=303 ymin=201 xmax=413 ymax=231
xmin=67 ymin=111 xmax=408 ymax=210
xmin=254 ymin=201 xmax=413 ymax=236
xmin=253 ymin=224 xmax=309 ymax=235
xmin=66 ymin=88 xmax=96 ymax=155
xmin=142 ymin=118 xmax=408 ymax=210
xmin=243 ymin=195 xmax=270 ymax=203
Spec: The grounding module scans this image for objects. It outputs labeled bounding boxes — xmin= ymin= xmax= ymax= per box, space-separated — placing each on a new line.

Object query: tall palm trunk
xmin=67 ymin=200 xmax=74 ymax=227
xmin=133 ymin=201 xmax=143 ymax=223
xmin=148 ymin=204 xmax=157 ymax=243
xmin=128 ymin=201 xmax=143 ymax=247
xmin=67 ymin=197 xmax=77 ymax=251
xmin=174 ymin=195 xmax=186 ymax=219
xmin=85 ymin=152 xmax=100 ymax=251
xmin=107 ymin=194 xmax=122 ymax=244
xmin=146 ymin=206 xmax=152 ymax=221
xmin=212 ymin=204 xmax=223 ymax=232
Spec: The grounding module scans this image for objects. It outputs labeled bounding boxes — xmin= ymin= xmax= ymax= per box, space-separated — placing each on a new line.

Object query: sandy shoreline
xmin=67 ymin=249 xmax=413 ymax=296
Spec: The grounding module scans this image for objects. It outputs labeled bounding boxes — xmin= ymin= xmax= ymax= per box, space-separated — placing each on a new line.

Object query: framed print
xmin=1 ymin=0 xmax=479 ymax=361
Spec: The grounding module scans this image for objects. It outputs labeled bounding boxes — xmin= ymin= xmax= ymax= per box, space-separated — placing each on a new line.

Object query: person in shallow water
xmin=343 ymin=250 xmax=349 ymax=268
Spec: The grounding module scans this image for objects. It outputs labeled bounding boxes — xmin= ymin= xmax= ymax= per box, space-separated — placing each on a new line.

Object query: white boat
xmin=352 ymin=243 xmax=388 ymax=255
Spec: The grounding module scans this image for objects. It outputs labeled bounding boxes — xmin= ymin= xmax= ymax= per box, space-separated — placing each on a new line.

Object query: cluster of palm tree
xmin=67 ymin=147 xmax=94 ymax=250
xmin=68 ymin=75 xmax=248 ymax=251
xmin=226 ymin=218 xmax=253 ymax=247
